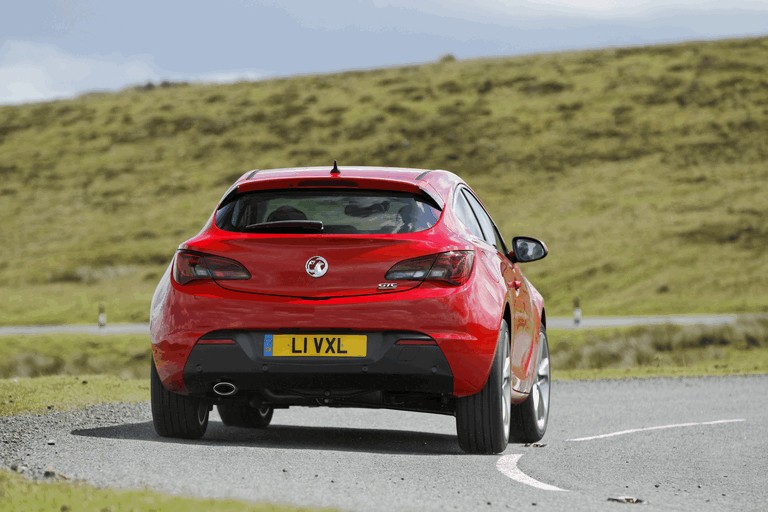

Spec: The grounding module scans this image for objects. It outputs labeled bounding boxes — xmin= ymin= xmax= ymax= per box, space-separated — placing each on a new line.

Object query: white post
xmin=573 ymin=298 xmax=581 ymax=327
xmin=98 ymin=304 xmax=107 ymax=328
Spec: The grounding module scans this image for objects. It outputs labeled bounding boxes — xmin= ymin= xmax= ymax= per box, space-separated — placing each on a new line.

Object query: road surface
xmin=2 ymin=375 xmax=765 ymax=511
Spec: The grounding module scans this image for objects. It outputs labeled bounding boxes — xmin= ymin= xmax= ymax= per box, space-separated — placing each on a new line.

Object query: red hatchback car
xmin=150 ymin=165 xmax=549 ymax=454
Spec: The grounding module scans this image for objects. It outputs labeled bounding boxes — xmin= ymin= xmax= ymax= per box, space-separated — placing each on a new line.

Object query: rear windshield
xmin=215 ymin=189 xmax=441 ymax=234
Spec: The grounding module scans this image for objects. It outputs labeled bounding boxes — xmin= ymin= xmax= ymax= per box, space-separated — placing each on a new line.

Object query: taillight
xmin=385 ymin=250 xmax=474 ymax=286
xmin=384 ymin=254 xmax=437 ymax=281
xmin=173 ymin=250 xmax=251 ymax=285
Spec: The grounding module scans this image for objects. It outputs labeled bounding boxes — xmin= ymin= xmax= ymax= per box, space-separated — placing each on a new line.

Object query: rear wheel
xmin=150 ymin=357 xmax=209 ymax=439
xmin=217 ymin=403 xmax=274 ymax=428
xmin=456 ymin=320 xmax=511 ymax=454
xmin=510 ymin=326 xmax=550 ymax=443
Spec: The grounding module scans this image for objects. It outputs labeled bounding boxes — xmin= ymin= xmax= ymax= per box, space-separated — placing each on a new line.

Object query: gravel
xmin=0 ymin=402 xmax=150 ymax=480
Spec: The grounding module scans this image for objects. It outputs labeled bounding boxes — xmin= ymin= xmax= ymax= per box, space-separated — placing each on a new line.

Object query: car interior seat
xmin=266 ymin=205 xmax=308 ymax=222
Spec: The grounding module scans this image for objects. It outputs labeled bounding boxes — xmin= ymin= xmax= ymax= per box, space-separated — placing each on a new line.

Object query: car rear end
xmin=150 ymin=168 xmax=503 ymax=415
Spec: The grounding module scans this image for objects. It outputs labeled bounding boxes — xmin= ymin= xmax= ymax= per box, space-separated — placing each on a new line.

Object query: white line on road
xmin=566 ymin=419 xmax=745 ymax=442
xmin=496 ymin=454 xmax=568 ymax=492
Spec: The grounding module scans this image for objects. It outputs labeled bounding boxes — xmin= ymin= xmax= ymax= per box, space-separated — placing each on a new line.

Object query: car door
xmin=461 ymin=189 xmax=535 ymax=392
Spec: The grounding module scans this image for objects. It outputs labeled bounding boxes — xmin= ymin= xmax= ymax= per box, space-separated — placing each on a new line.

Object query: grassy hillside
xmin=1 ymin=36 xmax=766 ymax=324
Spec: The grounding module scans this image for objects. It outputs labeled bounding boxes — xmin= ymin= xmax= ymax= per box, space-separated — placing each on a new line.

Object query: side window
xmin=462 ymin=190 xmax=498 ymax=248
xmin=491 ymin=225 xmax=509 ymax=254
xmin=453 ymin=190 xmax=484 ymax=240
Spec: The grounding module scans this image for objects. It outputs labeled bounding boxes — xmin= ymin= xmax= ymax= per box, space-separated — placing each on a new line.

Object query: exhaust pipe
xmin=212 ymin=382 xmax=238 ymax=396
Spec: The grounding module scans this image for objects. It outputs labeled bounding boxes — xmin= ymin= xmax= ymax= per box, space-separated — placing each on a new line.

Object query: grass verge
xmin=0 ymin=470 xmax=318 ymax=512
xmin=0 ymin=334 xmax=150 ymax=379
xmin=550 ymin=315 xmax=768 ymax=379
xmin=0 ymin=375 xmax=147 ymax=416
xmin=0 ymin=333 xmax=150 ymax=416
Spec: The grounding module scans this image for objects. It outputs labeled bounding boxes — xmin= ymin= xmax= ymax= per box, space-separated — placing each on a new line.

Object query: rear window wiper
xmin=243 ymin=220 xmax=324 ymax=233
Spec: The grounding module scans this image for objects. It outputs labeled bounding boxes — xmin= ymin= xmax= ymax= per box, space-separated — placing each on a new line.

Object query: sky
xmin=1 ymin=0 xmax=767 ymax=105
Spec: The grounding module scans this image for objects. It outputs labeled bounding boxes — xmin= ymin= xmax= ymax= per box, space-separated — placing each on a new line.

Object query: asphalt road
xmin=0 ymin=314 xmax=743 ymax=336
xmin=2 ymin=375 xmax=765 ymax=511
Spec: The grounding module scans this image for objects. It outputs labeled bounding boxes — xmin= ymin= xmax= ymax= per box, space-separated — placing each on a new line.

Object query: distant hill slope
xmin=1 ymin=36 xmax=766 ymax=324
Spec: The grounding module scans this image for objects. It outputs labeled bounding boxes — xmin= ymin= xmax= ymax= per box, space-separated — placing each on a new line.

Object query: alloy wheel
xmin=501 ymin=334 xmax=512 ymax=442
xmin=532 ymin=331 xmax=550 ymax=431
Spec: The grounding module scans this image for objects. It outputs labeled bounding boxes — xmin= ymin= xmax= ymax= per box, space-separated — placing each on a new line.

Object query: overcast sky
xmin=1 ymin=0 xmax=767 ymax=105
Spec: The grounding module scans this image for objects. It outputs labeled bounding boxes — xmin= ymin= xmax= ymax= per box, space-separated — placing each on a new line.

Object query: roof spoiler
xmin=218 ymin=176 xmax=444 ymax=210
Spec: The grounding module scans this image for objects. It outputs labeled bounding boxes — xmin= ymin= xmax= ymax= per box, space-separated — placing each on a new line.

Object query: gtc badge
xmin=305 ymin=256 xmax=328 ymax=278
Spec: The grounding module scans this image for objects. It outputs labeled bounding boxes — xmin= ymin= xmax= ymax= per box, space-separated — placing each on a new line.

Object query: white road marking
xmin=498 ymin=419 xmax=745 ymax=491
xmin=566 ymin=419 xmax=745 ymax=442
xmin=496 ymin=454 xmax=568 ymax=492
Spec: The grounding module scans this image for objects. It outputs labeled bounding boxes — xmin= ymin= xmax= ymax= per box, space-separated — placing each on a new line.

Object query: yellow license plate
xmin=264 ymin=334 xmax=367 ymax=357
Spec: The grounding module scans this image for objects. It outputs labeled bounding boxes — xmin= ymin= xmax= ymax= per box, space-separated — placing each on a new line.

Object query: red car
xmin=150 ymin=164 xmax=549 ymax=454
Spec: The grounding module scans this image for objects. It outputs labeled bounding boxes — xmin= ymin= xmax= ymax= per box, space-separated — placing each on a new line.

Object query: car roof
xmin=234 ymin=165 xmax=464 ymax=203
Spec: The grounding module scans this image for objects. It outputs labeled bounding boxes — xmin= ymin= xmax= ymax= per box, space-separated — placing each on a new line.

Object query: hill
xmin=1 ymin=36 xmax=766 ymax=324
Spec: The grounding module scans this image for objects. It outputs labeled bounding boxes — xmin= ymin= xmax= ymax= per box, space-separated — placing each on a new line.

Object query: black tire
xmin=456 ymin=320 xmax=511 ymax=454
xmin=150 ymin=357 xmax=209 ymax=439
xmin=217 ymin=403 xmax=274 ymax=428
xmin=509 ymin=326 xmax=550 ymax=443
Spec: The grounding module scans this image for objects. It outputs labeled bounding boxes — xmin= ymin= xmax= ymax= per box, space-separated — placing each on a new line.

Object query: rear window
xmin=215 ymin=189 xmax=441 ymax=234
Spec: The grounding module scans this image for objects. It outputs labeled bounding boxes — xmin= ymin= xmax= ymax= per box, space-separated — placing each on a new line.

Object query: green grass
xmin=0 ymin=375 xmax=147 ymax=416
xmin=0 ymin=334 xmax=149 ymax=379
xmin=0 ymin=334 xmax=151 ymax=416
xmin=1 ymin=280 xmax=153 ymax=325
xmin=0 ymin=470 xmax=318 ymax=512
xmin=0 ymin=36 xmax=767 ymax=324
xmin=550 ymin=315 xmax=768 ymax=379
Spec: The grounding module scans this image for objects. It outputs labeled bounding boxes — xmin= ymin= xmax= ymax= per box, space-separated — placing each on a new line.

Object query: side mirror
xmin=510 ymin=236 xmax=548 ymax=263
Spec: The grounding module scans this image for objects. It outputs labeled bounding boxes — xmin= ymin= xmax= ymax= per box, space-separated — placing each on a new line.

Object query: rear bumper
xmin=150 ymin=272 xmax=502 ymax=397
xmin=183 ymin=330 xmax=453 ymax=410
